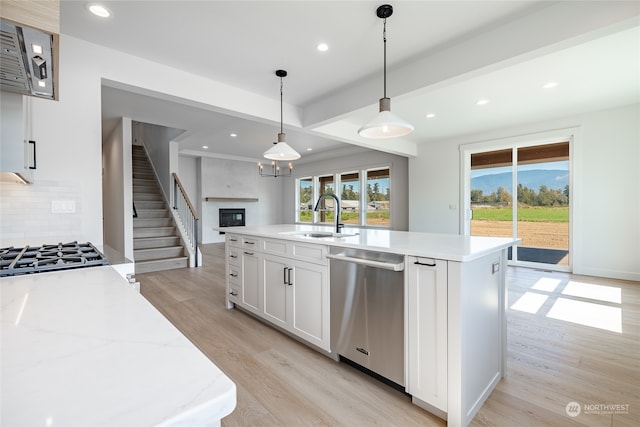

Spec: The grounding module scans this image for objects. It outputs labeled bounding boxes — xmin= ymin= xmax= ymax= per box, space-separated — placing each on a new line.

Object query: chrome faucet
xmin=314 ymin=193 xmax=343 ymax=233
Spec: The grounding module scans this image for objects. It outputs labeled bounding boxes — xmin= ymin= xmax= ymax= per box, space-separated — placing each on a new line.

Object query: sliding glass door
xmin=467 ymin=141 xmax=570 ymax=270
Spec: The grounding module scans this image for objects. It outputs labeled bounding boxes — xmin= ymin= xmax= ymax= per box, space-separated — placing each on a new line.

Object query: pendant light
xmin=259 ymin=69 xmax=300 ymax=177
xmin=358 ymin=4 xmax=414 ymax=139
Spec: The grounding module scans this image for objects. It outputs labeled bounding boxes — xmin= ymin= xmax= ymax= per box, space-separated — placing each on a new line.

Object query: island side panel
xmin=447 ymin=249 xmax=506 ymax=427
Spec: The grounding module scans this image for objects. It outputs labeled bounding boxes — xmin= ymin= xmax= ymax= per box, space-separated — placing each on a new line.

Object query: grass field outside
xmin=472 ymin=206 xmax=568 ymax=222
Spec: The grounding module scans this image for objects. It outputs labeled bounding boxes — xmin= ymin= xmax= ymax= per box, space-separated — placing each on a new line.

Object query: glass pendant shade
xmin=358 ymin=97 xmax=414 ymax=138
xmin=263 ymin=133 xmax=300 ymax=161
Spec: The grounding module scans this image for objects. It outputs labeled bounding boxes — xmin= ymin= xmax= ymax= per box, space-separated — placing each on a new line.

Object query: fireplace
xmin=219 ymin=208 xmax=245 ymax=234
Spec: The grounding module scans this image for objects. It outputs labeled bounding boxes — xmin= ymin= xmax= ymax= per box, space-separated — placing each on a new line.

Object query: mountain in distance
xmin=471 ymin=170 xmax=569 ymax=195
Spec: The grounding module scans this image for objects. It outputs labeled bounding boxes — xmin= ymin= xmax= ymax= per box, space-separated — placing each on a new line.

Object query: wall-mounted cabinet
xmin=0 ymin=92 xmax=35 ymax=183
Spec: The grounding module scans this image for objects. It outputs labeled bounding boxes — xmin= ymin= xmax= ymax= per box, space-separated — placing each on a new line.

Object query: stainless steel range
xmin=0 ymin=242 xmax=109 ymax=277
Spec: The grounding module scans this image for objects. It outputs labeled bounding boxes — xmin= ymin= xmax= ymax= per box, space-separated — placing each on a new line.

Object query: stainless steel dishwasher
xmin=327 ymin=247 xmax=405 ymax=388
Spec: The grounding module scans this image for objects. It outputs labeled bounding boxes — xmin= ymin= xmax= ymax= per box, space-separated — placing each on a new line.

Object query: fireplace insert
xmin=219 ymin=208 xmax=245 ymax=234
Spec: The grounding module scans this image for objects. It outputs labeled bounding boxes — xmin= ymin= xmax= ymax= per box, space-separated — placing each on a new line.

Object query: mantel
xmin=205 ymin=197 xmax=259 ymax=202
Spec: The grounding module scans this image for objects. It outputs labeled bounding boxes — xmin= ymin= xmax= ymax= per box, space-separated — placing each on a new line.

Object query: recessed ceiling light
xmin=202 ymin=145 xmax=208 ymax=149
xmin=229 ymin=133 xmax=237 ymax=138
xmin=31 ymin=44 xmax=43 ymax=54
xmin=307 ymin=148 xmax=313 ymax=151
xmin=425 ymin=113 xmax=435 ymax=119
xmin=543 ymin=81 xmax=558 ymax=89
xmin=476 ymin=99 xmax=490 ymax=106
xmin=88 ymin=4 xmax=112 ymax=18
xmin=317 ymin=43 xmax=329 ymax=52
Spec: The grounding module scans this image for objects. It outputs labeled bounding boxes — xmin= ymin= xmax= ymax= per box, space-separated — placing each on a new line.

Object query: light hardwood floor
xmin=136 ymin=243 xmax=639 ymax=426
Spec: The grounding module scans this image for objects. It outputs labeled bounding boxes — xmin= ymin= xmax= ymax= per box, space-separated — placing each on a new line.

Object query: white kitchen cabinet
xmin=406 ymin=256 xmax=448 ymax=416
xmin=262 ymin=252 xmax=330 ymax=352
xmin=288 ymin=258 xmax=329 ymax=350
xmin=263 ymin=254 xmax=289 ymax=328
xmin=239 ymin=237 xmax=262 ymax=314
xmin=226 ymin=235 xmax=330 ymax=352
xmin=226 ymin=234 xmax=263 ymax=314
xmin=240 ymin=248 xmax=261 ymax=313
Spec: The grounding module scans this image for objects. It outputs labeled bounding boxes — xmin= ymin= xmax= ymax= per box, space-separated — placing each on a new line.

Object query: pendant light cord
xmin=383 ymin=17 xmax=387 ymax=99
xmin=280 ymin=77 xmax=284 ymax=134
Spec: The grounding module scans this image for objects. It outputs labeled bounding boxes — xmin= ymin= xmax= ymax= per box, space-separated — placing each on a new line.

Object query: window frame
xmin=294 ymin=165 xmax=392 ymax=229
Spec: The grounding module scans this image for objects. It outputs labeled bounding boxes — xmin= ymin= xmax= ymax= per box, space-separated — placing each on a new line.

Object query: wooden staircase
xmin=132 ymin=145 xmax=188 ymax=273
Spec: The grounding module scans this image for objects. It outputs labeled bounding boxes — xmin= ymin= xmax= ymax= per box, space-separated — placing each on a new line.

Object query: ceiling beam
xmin=302 ymin=1 xmax=640 ymax=131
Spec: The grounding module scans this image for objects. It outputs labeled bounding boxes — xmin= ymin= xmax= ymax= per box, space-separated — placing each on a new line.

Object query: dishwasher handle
xmin=326 ymin=252 xmax=404 ymax=271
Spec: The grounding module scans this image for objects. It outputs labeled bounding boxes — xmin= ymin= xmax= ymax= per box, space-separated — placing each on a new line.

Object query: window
xmin=467 ymin=140 xmax=570 ymax=270
xmin=295 ymin=166 xmax=391 ymax=228
xmin=298 ymin=177 xmax=313 ymax=222
xmin=366 ymin=168 xmax=390 ymax=226
xmin=317 ymin=175 xmax=335 ymax=224
xmin=340 ymin=172 xmax=360 ymax=224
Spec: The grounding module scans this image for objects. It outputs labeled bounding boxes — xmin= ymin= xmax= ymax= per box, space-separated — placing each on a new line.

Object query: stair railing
xmin=172 ymin=173 xmax=199 ymax=267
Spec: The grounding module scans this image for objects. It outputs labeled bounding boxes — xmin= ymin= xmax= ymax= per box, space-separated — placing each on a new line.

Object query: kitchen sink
xmin=279 ymin=231 xmax=359 ymax=239
xmin=301 ymin=232 xmax=334 ymax=238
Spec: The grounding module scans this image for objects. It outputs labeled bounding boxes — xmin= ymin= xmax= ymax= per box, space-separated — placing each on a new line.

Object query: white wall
xmin=0 ymin=34 xmax=290 ymax=246
xmin=282 ymin=149 xmax=409 ymax=231
xmin=102 ymin=117 xmax=133 ymax=260
xmin=1 ymin=37 xmax=104 ymax=245
xmin=199 ymin=157 xmax=284 ymax=243
xmin=409 ymin=103 xmax=640 ymax=281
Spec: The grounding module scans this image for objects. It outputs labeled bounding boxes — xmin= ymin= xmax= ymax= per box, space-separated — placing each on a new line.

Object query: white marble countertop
xmin=223 ymin=224 xmax=519 ymax=262
xmin=1 ymin=266 xmax=236 ymax=426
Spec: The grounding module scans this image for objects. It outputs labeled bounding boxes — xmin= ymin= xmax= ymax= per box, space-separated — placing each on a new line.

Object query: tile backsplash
xmin=0 ymin=180 xmax=82 ymax=245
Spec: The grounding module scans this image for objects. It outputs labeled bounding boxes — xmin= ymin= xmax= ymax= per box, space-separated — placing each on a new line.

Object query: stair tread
xmin=135 ymin=245 xmax=183 ymax=252
xmin=132 ymin=147 xmax=190 ymax=273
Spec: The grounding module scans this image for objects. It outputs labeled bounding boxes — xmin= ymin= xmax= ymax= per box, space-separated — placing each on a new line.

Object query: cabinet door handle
xmin=28 ymin=140 xmax=36 ymax=169
xmin=244 ymin=251 xmax=254 ymax=256
xmin=244 ymin=241 xmax=255 ymax=245
xmin=229 ymin=254 xmax=237 ymax=259
xmin=229 ymin=272 xmax=238 ymax=278
xmin=229 ymin=238 xmax=238 ymax=242
xmin=414 ymin=260 xmax=436 ymax=267
xmin=229 ymin=290 xmax=238 ymax=296
xmin=287 ymin=267 xmax=293 ymax=286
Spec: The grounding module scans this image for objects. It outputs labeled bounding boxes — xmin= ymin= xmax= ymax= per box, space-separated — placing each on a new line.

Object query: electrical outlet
xmin=51 ymin=200 xmax=75 ymax=213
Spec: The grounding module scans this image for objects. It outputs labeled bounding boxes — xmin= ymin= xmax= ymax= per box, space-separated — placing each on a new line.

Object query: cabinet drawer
xmin=228 ymin=247 xmax=241 ymax=266
xmin=228 ymin=266 xmax=241 ymax=285
xmin=227 ymin=234 xmax=241 ymax=247
xmin=292 ymin=242 xmax=327 ymax=265
xmin=228 ymin=284 xmax=241 ymax=303
xmin=242 ymin=237 xmax=261 ymax=249
xmin=263 ymin=238 xmax=288 ymax=255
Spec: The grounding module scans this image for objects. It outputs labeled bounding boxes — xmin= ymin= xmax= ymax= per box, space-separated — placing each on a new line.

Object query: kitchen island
xmin=1 ymin=266 xmax=236 ymax=426
xmin=224 ymin=224 xmax=519 ymax=427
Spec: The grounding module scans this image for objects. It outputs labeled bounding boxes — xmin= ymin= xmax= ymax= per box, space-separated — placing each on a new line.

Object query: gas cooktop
xmin=0 ymin=241 xmax=109 ymax=278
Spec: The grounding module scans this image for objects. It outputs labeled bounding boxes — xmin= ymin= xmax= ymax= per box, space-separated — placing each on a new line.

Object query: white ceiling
xmin=60 ymin=1 xmax=640 ymax=162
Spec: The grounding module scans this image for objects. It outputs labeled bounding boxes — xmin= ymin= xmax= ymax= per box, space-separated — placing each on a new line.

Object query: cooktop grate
xmin=0 ymin=242 xmax=109 ymax=277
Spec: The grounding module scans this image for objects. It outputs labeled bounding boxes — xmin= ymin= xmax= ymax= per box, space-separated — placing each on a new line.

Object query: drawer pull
xmin=244 ymin=241 xmax=255 ymax=245
xmin=229 ymin=272 xmax=238 ymax=278
xmin=229 ymin=238 xmax=238 ymax=242
xmin=229 ymin=290 xmax=238 ymax=296
xmin=414 ymin=260 xmax=436 ymax=267
xmin=244 ymin=251 xmax=254 ymax=256
xmin=229 ymin=254 xmax=237 ymax=259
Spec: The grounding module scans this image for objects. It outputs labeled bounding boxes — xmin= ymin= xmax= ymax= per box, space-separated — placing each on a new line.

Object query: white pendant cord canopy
xmin=358 ymin=4 xmax=414 ymax=139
